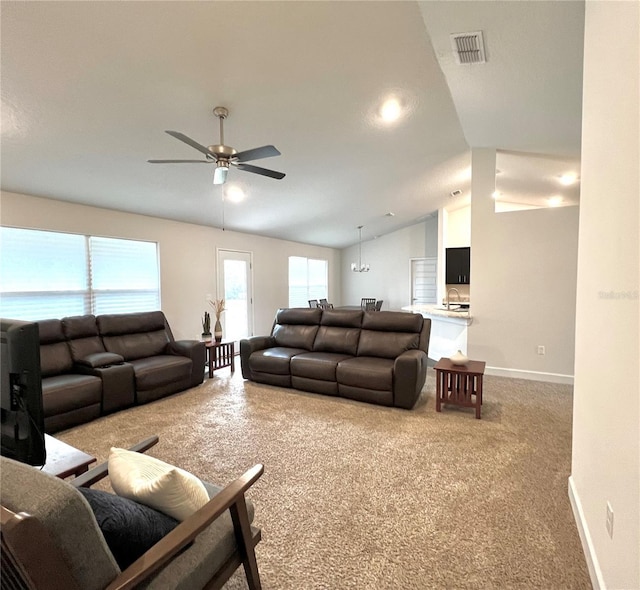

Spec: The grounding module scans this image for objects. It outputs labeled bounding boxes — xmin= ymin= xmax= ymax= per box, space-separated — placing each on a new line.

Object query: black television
xmin=1 ymin=318 xmax=46 ymax=466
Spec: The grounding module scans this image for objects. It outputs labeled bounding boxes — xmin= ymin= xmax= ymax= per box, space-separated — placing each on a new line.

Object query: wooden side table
xmin=42 ymin=435 xmax=96 ymax=479
xmin=434 ymin=357 xmax=486 ymax=419
xmin=205 ymin=341 xmax=235 ymax=378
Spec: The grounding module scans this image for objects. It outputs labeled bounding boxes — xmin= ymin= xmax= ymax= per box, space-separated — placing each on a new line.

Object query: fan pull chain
xmin=221 ymin=190 xmax=226 ymax=231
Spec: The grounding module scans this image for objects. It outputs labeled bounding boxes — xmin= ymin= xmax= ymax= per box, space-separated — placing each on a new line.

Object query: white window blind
xmin=0 ymin=227 xmax=160 ymax=321
xmin=90 ymin=236 xmax=160 ymax=314
xmin=288 ymin=256 xmax=328 ymax=307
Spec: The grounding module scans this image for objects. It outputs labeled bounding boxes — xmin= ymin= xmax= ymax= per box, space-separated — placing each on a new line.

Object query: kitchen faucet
xmin=446 ymin=288 xmax=460 ymax=310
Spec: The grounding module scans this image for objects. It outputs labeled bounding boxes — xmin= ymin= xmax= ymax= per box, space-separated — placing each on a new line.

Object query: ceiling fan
xmin=148 ymin=106 xmax=285 ymax=185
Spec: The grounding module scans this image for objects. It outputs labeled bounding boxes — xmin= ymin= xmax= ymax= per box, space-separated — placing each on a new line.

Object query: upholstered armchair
xmin=1 ymin=436 xmax=264 ymax=590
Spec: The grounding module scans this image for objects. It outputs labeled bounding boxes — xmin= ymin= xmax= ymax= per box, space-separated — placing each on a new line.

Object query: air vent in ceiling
xmin=450 ymin=31 xmax=486 ymax=65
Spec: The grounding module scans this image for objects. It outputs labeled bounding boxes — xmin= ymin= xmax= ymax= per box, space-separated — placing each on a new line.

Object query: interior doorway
xmin=216 ymin=249 xmax=253 ymax=344
xmin=410 ymin=257 xmax=437 ymax=305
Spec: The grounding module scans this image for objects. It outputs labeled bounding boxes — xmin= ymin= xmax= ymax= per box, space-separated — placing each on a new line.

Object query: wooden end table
xmin=42 ymin=434 xmax=96 ymax=479
xmin=205 ymin=341 xmax=235 ymax=378
xmin=434 ymin=357 xmax=486 ymax=419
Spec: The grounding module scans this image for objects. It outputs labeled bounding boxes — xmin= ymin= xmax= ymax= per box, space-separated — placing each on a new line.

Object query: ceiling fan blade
xmin=235 ymin=163 xmax=286 ymax=180
xmin=165 ymin=131 xmax=213 ymax=157
xmin=233 ymin=145 xmax=281 ymax=163
xmin=148 ymin=159 xmax=212 ymax=163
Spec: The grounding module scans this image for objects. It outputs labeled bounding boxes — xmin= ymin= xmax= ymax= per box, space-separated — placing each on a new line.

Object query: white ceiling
xmin=0 ymin=1 xmax=584 ymax=249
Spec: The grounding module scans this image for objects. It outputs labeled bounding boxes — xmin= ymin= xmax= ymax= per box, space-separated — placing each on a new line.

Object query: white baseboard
xmin=568 ymin=475 xmax=605 ymax=590
xmin=485 ymin=366 xmax=574 ymax=385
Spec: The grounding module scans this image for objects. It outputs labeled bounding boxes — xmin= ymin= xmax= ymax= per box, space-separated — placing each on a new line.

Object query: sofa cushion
xmin=336 ymin=356 xmax=394 ymax=391
xmin=108 ymin=447 xmax=210 ymax=521
xmin=320 ymin=309 xmax=362 ymax=328
xmin=128 ymin=355 xmax=192 ymax=391
xmin=102 ymin=331 xmax=169 ymax=361
xmin=291 ymin=352 xmax=353 ymax=381
xmin=62 ymin=315 xmax=108 ymax=361
xmin=38 ymin=319 xmax=74 ymax=376
xmin=272 ymin=324 xmax=318 ymax=350
xmin=313 ymin=326 xmax=360 ymax=355
xmin=275 ymin=308 xmax=322 ymax=325
xmin=37 ymin=319 xmax=66 ymax=344
xmin=361 ymin=310 xmax=423 ymax=332
xmin=357 ymin=330 xmax=419 ymax=359
xmin=78 ymin=487 xmax=179 ymax=570
xmin=97 ymin=311 xmax=167 ymax=335
xmin=249 ymin=347 xmax=307 ymax=375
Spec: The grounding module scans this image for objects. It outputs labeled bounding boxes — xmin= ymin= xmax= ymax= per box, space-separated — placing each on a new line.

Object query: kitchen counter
xmin=401 ymin=304 xmax=472 ymax=323
xmin=401 ymin=304 xmax=471 ymax=361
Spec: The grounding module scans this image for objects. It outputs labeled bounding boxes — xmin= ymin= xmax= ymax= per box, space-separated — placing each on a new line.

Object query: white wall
xmin=445 ymin=205 xmax=470 ymax=247
xmin=468 ymin=149 xmax=579 ymax=381
xmin=569 ymin=2 xmax=639 ymax=588
xmin=341 ymin=221 xmax=429 ymax=310
xmin=0 ymin=191 xmax=341 ymax=339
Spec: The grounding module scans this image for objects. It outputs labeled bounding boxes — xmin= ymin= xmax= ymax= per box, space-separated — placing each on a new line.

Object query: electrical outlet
xmin=537 ymin=345 xmax=546 ymax=355
xmin=606 ymin=502 xmax=614 ymax=538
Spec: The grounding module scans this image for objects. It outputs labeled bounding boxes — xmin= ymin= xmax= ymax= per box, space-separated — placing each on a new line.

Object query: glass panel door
xmin=216 ymin=249 xmax=253 ymax=344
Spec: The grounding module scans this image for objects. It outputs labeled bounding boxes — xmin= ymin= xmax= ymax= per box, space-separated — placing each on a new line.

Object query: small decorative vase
xmin=214 ymin=319 xmax=223 ymax=343
xmin=450 ymin=350 xmax=468 ymax=366
xmin=201 ymin=332 xmax=212 ymax=343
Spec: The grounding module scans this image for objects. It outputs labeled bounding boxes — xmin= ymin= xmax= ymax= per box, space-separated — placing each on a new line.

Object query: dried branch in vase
xmin=208 ymin=298 xmax=226 ymax=320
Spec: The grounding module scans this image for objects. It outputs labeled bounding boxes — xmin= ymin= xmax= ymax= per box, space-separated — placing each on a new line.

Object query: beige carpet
xmin=57 ymin=369 xmax=592 ymax=589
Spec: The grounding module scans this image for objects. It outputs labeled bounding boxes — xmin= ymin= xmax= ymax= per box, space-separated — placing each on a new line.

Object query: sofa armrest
xmin=240 ymin=336 xmax=275 ymax=379
xmin=168 ymin=340 xmax=206 ymax=387
xmin=393 ymin=349 xmax=428 ymax=409
xmin=75 ymin=352 xmax=124 ymax=369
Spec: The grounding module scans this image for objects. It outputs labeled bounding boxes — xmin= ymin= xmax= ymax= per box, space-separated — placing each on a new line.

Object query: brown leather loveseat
xmin=37 ymin=311 xmax=205 ymax=432
xmin=240 ymin=308 xmax=431 ymax=409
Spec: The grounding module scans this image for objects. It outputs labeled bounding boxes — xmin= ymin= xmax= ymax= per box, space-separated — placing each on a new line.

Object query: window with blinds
xmin=0 ymin=227 xmax=160 ymax=321
xmin=288 ymin=256 xmax=328 ymax=308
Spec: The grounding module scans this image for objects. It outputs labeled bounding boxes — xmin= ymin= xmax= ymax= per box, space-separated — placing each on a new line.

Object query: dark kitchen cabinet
xmin=446 ymin=247 xmax=470 ymax=284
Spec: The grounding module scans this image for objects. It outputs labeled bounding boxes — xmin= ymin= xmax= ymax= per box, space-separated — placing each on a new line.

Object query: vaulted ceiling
xmin=0 ymin=1 xmax=584 ymax=249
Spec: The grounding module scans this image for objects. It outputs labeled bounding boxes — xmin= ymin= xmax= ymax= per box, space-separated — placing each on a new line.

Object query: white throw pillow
xmin=108 ymin=447 xmax=209 ymax=521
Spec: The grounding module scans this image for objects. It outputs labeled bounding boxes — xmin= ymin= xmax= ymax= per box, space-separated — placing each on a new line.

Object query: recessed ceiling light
xmin=548 ymin=196 xmax=563 ymax=207
xmin=225 ymin=185 xmax=245 ymax=203
xmin=385 ymin=212 xmax=395 ymax=217
xmin=559 ymin=173 xmax=578 ymax=186
xmin=380 ymin=98 xmax=402 ymax=123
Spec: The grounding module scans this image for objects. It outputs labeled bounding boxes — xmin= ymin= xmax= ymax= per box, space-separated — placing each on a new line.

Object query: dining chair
xmin=319 ymin=298 xmax=328 ymax=305
xmin=375 ymin=300 xmax=383 ymax=311
xmin=308 ymin=300 xmax=319 ymax=308
xmin=361 ymin=298 xmax=376 ymax=310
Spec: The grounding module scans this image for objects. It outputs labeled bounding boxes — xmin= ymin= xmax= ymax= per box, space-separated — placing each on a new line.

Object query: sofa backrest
xmin=313 ymin=309 xmax=362 ymax=356
xmin=37 ymin=319 xmax=73 ymax=377
xmin=357 ymin=311 xmax=425 ymax=359
xmin=272 ymin=308 xmax=321 ymax=350
xmin=61 ymin=315 xmax=106 ymax=362
xmin=97 ymin=311 xmax=171 ymax=361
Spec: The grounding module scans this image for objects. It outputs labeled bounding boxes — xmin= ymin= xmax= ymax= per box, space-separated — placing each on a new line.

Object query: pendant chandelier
xmin=351 ymin=225 xmax=370 ymax=273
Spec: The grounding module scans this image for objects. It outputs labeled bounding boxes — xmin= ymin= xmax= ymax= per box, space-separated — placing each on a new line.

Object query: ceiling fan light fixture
xmin=213 ymin=160 xmax=229 ymax=185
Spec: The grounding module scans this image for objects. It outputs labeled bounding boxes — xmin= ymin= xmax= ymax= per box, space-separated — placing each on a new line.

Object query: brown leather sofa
xmin=240 ymin=308 xmax=431 ymax=409
xmin=37 ymin=311 xmax=205 ymax=433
